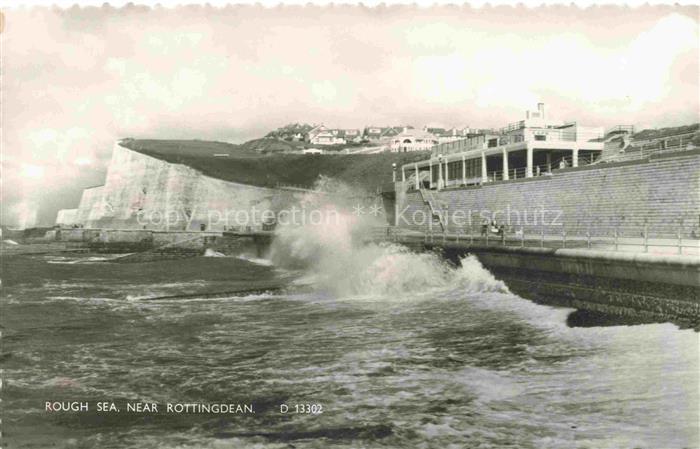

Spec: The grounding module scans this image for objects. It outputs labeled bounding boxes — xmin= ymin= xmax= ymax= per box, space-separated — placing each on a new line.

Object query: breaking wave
xmin=268 ymin=182 xmax=507 ymax=297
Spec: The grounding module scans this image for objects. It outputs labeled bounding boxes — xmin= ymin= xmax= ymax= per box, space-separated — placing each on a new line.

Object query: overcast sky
xmin=1 ymin=4 xmax=698 ymax=227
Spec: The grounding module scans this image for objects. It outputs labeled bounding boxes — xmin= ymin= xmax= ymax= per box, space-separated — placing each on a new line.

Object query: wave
xmin=236 ymin=254 xmax=274 ymax=266
xmin=268 ymin=183 xmax=507 ymax=298
xmin=204 ymin=248 xmax=226 ymax=257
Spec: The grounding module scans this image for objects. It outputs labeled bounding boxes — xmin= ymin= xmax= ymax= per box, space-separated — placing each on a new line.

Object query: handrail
xmin=369 ymin=221 xmax=700 ymax=255
xmin=479 ymin=153 xmax=602 ymax=183
xmin=610 ymin=137 xmax=698 ymax=162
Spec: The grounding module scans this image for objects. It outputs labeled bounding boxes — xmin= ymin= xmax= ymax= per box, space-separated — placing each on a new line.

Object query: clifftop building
xmin=307 ymin=125 xmax=363 ymax=145
xmin=390 ymin=129 xmax=439 ymax=152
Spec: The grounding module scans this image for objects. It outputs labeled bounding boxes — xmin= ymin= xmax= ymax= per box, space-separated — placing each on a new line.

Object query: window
xmin=447 ymin=161 xmax=461 ymax=180
xmin=535 ymin=135 xmax=546 ymax=141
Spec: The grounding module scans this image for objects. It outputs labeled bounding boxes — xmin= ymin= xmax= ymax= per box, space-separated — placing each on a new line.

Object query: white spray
xmin=269 ymin=177 xmax=508 ymax=298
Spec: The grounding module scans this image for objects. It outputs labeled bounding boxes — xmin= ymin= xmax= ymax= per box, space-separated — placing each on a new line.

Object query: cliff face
xmin=76 ymin=186 xmax=105 ymax=225
xmin=55 ymin=208 xmax=78 ymax=226
xmin=75 ymin=143 xmax=297 ymax=231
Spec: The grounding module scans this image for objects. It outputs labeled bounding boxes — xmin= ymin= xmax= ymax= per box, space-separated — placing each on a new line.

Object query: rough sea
xmin=1 ymin=220 xmax=698 ymax=449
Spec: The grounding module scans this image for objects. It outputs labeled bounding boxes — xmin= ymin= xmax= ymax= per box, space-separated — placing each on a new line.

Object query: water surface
xmin=1 ymin=250 xmax=698 ymax=449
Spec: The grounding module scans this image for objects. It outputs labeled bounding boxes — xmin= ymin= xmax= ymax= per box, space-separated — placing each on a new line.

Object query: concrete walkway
xmin=381 ymin=229 xmax=700 ymax=256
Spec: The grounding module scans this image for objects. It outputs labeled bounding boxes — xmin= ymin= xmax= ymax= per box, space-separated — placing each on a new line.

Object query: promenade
xmin=375 ymin=228 xmax=700 ymax=257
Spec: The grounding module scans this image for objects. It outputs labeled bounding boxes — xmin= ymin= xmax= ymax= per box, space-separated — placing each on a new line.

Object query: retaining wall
xmin=397 ymin=151 xmax=700 ymax=237
xmin=432 ymin=243 xmax=700 ymax=329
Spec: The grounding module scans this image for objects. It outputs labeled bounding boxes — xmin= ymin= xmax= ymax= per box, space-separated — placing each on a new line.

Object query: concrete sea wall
xmin=397 ymin=150 xmax=700 ymax=237
xmin=49 ymin=227 xmax=263 ymax=258
xmin=393 ymin=151 xmax=700 ymax=328
xmin=430 ymin=242 xmax=700 ymax=329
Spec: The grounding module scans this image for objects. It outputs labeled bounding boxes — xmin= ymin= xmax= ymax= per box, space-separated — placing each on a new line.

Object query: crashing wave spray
xmin=269 ymin=177 xmax=507 ymax=297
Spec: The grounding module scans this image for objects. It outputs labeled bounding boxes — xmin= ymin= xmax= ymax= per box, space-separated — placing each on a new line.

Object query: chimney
xmin=537 ymin=102 xmax=545 ymax=119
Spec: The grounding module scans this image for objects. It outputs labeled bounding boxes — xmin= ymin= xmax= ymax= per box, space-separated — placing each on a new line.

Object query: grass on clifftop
xmin=120 ymin=139 xmax=429 ymax=192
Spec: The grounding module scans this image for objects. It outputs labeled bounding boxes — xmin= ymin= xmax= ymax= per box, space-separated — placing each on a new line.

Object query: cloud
xmin=1 ymin=5 xmax=698 ymax=226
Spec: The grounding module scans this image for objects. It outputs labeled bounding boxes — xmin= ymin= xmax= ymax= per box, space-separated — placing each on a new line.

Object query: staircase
xmin=419 ymin=188 xmax=446 ymax=232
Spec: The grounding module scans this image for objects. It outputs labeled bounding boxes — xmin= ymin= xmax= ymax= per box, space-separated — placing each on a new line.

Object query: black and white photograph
xmin=0 ymin=1 xmax=698 ymax=447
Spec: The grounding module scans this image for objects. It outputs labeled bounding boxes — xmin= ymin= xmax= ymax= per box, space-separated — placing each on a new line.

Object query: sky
xmin=1 ymin=4 xmax=698 ymax=227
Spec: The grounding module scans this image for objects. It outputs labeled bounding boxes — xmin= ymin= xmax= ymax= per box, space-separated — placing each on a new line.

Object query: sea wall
xmin=431 ymin=243 xmax=700 ymax=329
xmin=48 ymin=227 xmax=265 ymax=259
xmin=397 ymin=150 xmax=700 ymax=237
xmin=74 ymin=143 xmax=300 ymax=231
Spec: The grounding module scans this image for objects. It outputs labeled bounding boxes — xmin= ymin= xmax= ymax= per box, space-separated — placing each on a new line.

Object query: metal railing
xmin=370 ymin=220 xmax=700 ymax=256
xmin=481 ymin=153 xmax=601 ymax=183
xmin=493 ymin=130 xmax=605 ymax=145
xmin=611 ymin=134 xmax=698 ymax=162
xmin=606 ymin=125 xmax=635 ymax=136
xmin=498 ymin=120 xmax=526 ymax=134
xmin=224 ymin=224 xmax=275 ymax=234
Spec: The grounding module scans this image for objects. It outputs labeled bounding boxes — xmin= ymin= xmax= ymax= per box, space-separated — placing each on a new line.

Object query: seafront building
xmin=391 ymin=114 xmax=699 ymax=240
xmin=400 ymin=104 xmax=606 ymax=189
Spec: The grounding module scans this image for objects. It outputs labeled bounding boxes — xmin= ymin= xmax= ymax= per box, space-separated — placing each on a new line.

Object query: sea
xmin=1 ymin=216 xmax=698 ymax=449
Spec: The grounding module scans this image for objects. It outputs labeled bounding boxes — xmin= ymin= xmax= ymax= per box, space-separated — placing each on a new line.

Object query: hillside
xmin=632 ymin=123 xmax=699 ymax=141
xmin=237 ymin=137 xmax=306 ymax=154
xmin=120 ymin=139 xmax=429 ymax=192
xmin=238 ymin=137 xmax=369 ymax=154
xmin=121 ymin=138 xmax=260 ymax=158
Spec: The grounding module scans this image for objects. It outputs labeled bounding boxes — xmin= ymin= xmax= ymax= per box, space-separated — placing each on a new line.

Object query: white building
xmin=401 ymin=103 xmax=606 ymax=189
xmin=390 ymin=129 xmax=439 ymax=152
xmin=307 ymin=125 xmax=347 ymax=145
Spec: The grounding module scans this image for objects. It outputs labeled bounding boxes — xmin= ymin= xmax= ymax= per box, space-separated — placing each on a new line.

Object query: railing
xmin=488 ymin=166 xmax=532 ymax=182
xmin=492 ymin=130 xmax=604 ymax=146
xmin=370 ymin=220 xmax=700 ymax=256
xmin=498 ymin=120 xmax=526 ymax=134
xmin=481 ymin=153 xmax=601 ymax=183
xmin=432 ymin=129 xmax=606 ymax=155
xmin=606 ymin=125 xmax=635 ymax=135
xmin=611 ymin=134 xmax=698 ymax=162
xmin=224 ymin=224 xmax=276 ymax=234
xmin=551 ymin=152 xmax=601 ymax=170
xmin=436 ymin=152 xmax=606 ymax=187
